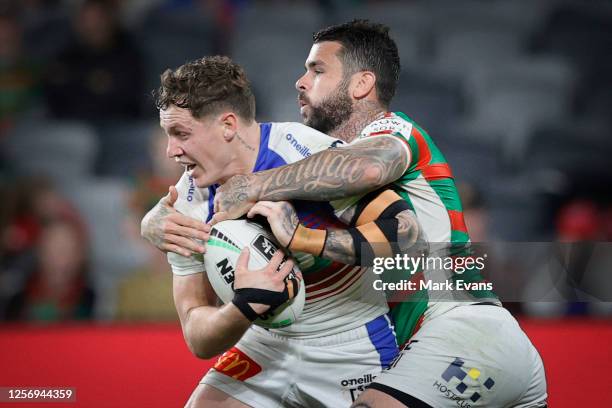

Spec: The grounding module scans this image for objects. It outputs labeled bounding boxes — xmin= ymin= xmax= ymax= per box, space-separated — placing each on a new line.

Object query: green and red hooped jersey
xmin=336 ymin=112 xmax=499 ymax=345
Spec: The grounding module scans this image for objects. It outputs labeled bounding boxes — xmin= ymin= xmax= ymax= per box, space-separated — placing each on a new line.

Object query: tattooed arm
xmin=322 ymin=209 xmax=429 ymax=265
xmin=213 ymin=136 xmax=409 ymax=222
xmin=141 ymin=186 xmax=210 ymax=257
xmin=247 ymin=198 xmax=428 ymax=266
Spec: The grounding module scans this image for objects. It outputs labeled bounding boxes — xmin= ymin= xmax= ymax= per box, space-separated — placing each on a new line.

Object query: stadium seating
xmin=391 ymin=65 xmax=464 ymax=137
xmin=137 ymin=8 xmax=217 ymax=100
xmin=94 ymin=121 xmax=155 ymax=178
xmin=230 ymin=3 xmax=323 ymax=121
xmin=3 ymin=120 xmax=99 ymax=188
xmin=65 ymin=179 xmax=149 ymax=319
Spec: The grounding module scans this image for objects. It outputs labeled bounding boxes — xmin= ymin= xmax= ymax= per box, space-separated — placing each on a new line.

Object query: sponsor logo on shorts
xmin=340 ymin=373 xmax=377 ymax=402
xmin=213 ymin=347 xmax=262 ymax=381
xmin=432 ymin=357 xmax=495 ymax=408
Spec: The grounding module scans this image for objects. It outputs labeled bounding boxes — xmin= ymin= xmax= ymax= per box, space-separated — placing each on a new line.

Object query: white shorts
xmin=202 ymin=315 xmax=398 ymax=408
xmin=369 ymin=304 xmax=548 ymax=407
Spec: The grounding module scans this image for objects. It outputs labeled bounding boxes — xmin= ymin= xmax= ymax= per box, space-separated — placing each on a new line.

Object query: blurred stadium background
xmin=0 ymin=0 xmax=611 ymax=406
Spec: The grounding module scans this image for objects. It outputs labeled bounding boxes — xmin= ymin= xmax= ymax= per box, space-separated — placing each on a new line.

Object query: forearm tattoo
xmin=322 ymin=229 xmax=357 ymax=265
xmin=396 ymin=210 xmax=429 ymax=257
xmin=320 ymin=209 xmax=427 ymax=266
xmin=280 ymin=202 xmax=299 ymax=240
xmin=217 ymin=174 xmax=252 ymax=211
xmin=253 ymin=137 xmax=407 ymax=202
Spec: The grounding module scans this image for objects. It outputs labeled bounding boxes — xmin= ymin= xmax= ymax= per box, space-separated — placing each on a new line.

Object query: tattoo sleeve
xmin=281 ymin=203 xmax=300 ymax=240
xmin=395 ymin=209 xmax=429 ymax=258
xmin=252 ymin=137 xmax=409 ymax=202
xmin=322 ymin=229 xmax=357 ymax=265
xmin=320 ymin=209 xmax=428 ymax=266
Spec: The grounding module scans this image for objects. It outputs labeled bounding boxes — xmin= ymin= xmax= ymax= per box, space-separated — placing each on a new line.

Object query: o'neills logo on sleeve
xmin=213 ymin=347 xmax=262 ymax=381
xmin=286 ymin=133 xmax=312 ymax=157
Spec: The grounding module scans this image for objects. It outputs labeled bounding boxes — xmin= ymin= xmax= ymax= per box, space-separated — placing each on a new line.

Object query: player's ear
xmin=220 ymin=112 xmax=238 ymax=141
xmin=351 ymin=71 xmax=376 ymax=100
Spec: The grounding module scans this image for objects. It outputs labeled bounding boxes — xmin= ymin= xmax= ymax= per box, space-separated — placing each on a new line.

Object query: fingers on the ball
xmin=174 ymin=224 xmax=209 ymax=241
xmin=287 ymin=276 xmax=299 ymax=299
xmin=262 ymin=201 xmax=282 ymax=215
xmin=247 ymin=203 xmax=271 ymax=219
xmin=278 ymin=257 xmax=294 ymax=279
xmin=164 ymin=223 xmax=205 ymax=241
xmin=166 ymin=213 xmax=207 ymax=232
xmin=237 ymin=247 xmax=250 ymax=267
xmin=165 ymin=244 xmax=191 ymax=258
xmin=163 ymin=221 xmax=182 ymax=235
xmin=181 ymin=224 xmax=210 ymax=240
xmin=193 ymin=229 xmax=210 ymax=241
xmin=211 ymin=212 xmax=228 ymax=225
xmin=177 ymin=216 xmax=210 ymax=233
xmin=268 ymin=250 xmax=285 ymax=270
xmin=166 ymin=235 xmax=206 ymax=253
xmin=246 ymin=205 xmax=259 ymax=218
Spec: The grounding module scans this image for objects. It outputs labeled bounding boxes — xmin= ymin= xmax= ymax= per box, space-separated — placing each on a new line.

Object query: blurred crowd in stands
xmin=0 ymin=0 xmax=610 ymax=322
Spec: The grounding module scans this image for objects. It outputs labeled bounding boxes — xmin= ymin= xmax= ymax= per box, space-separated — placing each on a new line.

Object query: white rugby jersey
xmin=169 ymin=122 xmax=388 ymax=338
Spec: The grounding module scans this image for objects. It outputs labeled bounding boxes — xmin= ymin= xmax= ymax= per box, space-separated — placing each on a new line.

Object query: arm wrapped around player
xmin=247 ymin=189 xmax=429 ymax=266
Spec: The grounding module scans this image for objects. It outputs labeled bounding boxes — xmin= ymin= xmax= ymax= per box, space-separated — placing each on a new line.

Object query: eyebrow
xmin=167 ymin=125 xmax=190 ymax=134
xmin=305 ymin=60 xmax=326 ymax=70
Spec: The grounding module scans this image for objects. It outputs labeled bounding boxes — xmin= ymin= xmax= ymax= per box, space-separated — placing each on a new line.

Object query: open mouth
xmin=182 ymin=163 xmax=196 ymax=175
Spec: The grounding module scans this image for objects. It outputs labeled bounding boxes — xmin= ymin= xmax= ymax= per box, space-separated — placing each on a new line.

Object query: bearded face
xmin=301 ymin=76 xmax=353 ymax=134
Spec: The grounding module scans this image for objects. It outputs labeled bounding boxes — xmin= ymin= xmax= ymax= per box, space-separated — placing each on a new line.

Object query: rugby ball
xmin=205 ymin=219 xmax=305 ymax=328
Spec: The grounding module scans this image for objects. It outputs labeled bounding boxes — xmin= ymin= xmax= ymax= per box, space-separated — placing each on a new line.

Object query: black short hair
xmin=313 ymin=20 xmax=400 ymax=107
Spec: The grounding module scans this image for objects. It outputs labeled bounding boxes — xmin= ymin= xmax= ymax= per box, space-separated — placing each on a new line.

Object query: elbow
xmin=361 ymin=154 xmax=403 ymax=188
xmin=182 ymin=306 xmax=231 ymax=360
xmin=189 ymin=343 xmax=215 ymax=360
xmin=184 ymin=322 xmax=215 ymax=359
xmin=361 ymin=166 xmax=386 ymax=189
xmin=185 ymin=333 xmax=216 ymax=360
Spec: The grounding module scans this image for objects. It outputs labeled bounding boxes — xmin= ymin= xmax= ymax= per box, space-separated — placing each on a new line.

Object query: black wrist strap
xmin=232 ymin=296 xmax=259 ymax=322
xmin=232 ymin=285 xmax=292 ymax=322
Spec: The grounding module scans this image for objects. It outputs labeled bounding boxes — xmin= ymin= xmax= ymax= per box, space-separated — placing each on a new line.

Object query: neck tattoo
xmin=330 ymin=100 xmax=385 ymax=143
xmin=235 ymin=132 xmax=255 ymax=152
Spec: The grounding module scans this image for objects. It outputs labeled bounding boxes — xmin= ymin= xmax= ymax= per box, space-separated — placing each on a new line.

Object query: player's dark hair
xmin=313 ymin=20 xmax=400 ymax=107
xmin=155 ymin=55 xmax=256 ymax=121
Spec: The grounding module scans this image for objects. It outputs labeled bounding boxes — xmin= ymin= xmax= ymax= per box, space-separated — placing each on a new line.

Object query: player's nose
xmin=295 ymin=73 xmax=308 ymax=92
xmin=166 ymin=138 xmax=183 ymax=158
